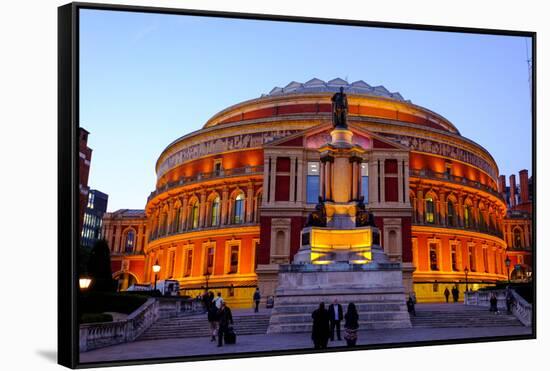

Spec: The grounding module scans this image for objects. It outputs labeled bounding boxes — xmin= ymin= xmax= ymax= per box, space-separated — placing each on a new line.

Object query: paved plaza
xmin=80 ymin=304 xmax=532 ymax=364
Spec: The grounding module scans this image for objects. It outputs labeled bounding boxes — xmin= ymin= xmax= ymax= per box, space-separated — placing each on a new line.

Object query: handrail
xmin=464 ymin=288 xmax=532 ymax=327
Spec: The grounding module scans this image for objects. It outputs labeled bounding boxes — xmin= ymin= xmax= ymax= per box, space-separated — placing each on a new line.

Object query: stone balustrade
xmin=464 ymin=288 xmax=532 ymax=326
xmin=79 ymin=298 xmax=159 ymax=352
xmin=79 ymin=297 xmax=205 ymax=352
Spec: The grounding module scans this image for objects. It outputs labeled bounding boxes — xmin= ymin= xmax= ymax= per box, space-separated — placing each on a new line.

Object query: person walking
xmin=207 ymin=300 xmax=219 ymax=342
xmin=217 ymin=302 xmax=234 ymax=347
xmin=406 ymin=296 xmax=416 ymax=316
xmin=328 ymin=299 xmax=343 ymax=341
xmin=311 ymin=302 xmax=330 ymax=349
xmin=213 ymin=292 xmax=224 ymax=309
xmin=452 ymin=286 xmax=459 ymax=303
xmin=343 ymin=302 xmax=359 ymax=347
xmin=444 ymin=287 xmax=450 ymax=303
xmin=506 ymin=288 xmax=514 ymax=314
xmin=253 ymin=288 xmax=261 ymax=313
xmin=489 ymin=293 xmax=499 ymax=314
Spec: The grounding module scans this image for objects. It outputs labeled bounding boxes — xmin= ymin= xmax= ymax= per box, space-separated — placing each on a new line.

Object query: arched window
xmin=447 ymin=201 xmax=456 ymax=227
xmin=233 ymin=193 xmax=245 ymax=224
xmin=190 ymin=202 xmax=199 ymax=229
xmin=513 ymin=228 xmax=523 ymax=248
xmin=211 ymin=197 xmax=220 ymax=227
xmin=425 ymin=197 xmax=435 ymax=224
xmin=125 ymin=229 xmax=135 ymax=253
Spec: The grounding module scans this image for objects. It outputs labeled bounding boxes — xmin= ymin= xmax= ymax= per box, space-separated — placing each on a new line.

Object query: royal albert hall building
xmin=104 ymin=78 xmax=512 ymax=305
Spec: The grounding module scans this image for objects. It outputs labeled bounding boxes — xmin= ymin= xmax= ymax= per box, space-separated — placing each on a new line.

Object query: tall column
xmin=319 ymin=159 xmax=325 ymax=200
xmin=114 ymin=222 xmax=121 ymax=252
xmin=379 ymin=158 xmax=385 ymax=202
xmin=369 ymin=160 xmax=378 ymax=206
xmin=269 ymin=156 xmax=277 ymax=204
xmin=167 ymin=200 xmax=174 ymax=234
xmin=403 ymin=159 xmax=410 ymax=205
xmin=296 ymin=158 xmax=304 ymax=202
xmin=221 ymin=186 xmax=229 ymax=225
xmin=416 ymin=189 xmax=424 ymax=223
xmin=199 ymin=190 xmax=207 ymax=228
xmin=289 ymin=156 xmax=296 ymax=203
xmin=351 ymin=160 xmax=358 ymax=200
xmin=181 ymin=196 xmax=188 ymax=231
xmin=246 ymin=183 xmax=254 ymax=222
xmin=439 ymin=190 xmax=446 ymax=226
xmin=524 ymin=224 xmax=530 ymax=247
xmin=397 ymin=159 xmax=404 ymax=204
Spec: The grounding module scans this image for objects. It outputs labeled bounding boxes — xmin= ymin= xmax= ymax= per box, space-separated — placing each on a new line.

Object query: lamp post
xmin=204 ymin=271 xmax=211 ymax=291
xmin=152 ymin=260 xmax=161 ymax=292
xmin=464 ymin=267 xmax=469 ymax=293
xmin=505 ymin=256 xmax=511 ymax=283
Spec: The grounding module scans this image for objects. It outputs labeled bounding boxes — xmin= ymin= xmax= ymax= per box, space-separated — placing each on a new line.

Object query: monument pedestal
xmin=267 ymin=262 xmax=411 ymax=333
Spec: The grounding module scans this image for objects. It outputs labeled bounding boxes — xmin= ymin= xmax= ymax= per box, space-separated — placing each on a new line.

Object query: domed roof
xmin=263 ymin=78 xmax=410 ymax=103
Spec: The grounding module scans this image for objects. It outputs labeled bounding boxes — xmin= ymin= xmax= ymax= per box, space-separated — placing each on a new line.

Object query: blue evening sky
xmin=80 ymin=9 xmax=532 ymax=212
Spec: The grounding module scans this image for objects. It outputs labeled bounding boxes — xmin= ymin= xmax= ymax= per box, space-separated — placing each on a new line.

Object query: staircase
xmin=138 ymin=310 xmax=271 ymax=341
xmin=268 ymin=290 xmax=411 ymax=333
xmin=411 ymin=304 xmax=523 ymax=328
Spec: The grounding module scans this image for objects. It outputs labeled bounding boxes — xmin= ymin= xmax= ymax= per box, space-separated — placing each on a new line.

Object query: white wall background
xmin=0 ymin=0 xmax=546 ymax=370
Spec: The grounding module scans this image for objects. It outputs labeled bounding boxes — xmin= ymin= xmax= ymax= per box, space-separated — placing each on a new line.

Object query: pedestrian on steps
xmin=489 ymin=293 xmax=499 ymax=314
xmin=343 ymin=302 xmax=359 ymax=347
xmin=217 ymin=302 xmax=234 ymax=347
xmin=253 ymin=288 xmax=261 ymax=313
xmin=207 ymin=300 xmax=219 ymax=342
xmin=444 ymin=287 xmax=450 ymax=303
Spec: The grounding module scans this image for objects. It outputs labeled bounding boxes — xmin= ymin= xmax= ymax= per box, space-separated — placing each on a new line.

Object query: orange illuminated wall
xmin=409 ymin=153 xmax=497 ymax=190
xmin=157 ymin=148 xmax=264 ymax=187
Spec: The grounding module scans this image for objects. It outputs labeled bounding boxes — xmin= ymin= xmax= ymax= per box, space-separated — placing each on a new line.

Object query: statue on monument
xmin=305 ymin=196 xmax=327 ymax=227
xmin=331 ymin=86 xmax=349 ymax=129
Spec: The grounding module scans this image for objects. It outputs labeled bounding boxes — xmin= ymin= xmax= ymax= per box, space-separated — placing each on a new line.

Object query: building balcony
xmin=147 ymin=165 xmax=264 ymax=202
xmin=412 ymin=220 xmax=504 ymax=240
xmin=148 ymin=222 xmax=260 ymax=243
xmin=409 ymin=168 xmax=503 ymax=201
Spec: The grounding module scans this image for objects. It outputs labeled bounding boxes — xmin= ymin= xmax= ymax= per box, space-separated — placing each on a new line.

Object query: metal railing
xmin=410 ymin=168 xmax=503 ymax=201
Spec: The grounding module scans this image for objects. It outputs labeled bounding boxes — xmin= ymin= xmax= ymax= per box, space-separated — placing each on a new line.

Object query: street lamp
xmin=464 ymin=267 xmax=469 ymax=292
xmin=204 ymin=271 xmax=211 ymax=291
xmin=152 ymin=260 xmax=161 ymax=292
xmin=79 ymin=276 xmax=92 ymax=291
xmin=505 ymin=256 xmax=511 ymax=283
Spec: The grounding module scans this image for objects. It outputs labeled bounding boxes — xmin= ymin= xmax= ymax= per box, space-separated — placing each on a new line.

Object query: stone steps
xmin=138 ymin=314 xmax=271 ymax=341
xmin=410 ymin=309 xmax=523 ymax=328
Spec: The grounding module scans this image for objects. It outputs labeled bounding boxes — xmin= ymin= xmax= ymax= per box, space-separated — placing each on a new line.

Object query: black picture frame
xmin=58 ymin=2 xmax=536 ymax=368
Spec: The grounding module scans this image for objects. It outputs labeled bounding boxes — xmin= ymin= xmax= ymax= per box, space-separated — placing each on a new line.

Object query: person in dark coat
xmin=444 ymin=287 xmax=450 ymax=303
xmin=506 ymin=288 xmax=514 ymax=314
xmin=253 ymin=288 xmax=261 ymax=313
xmin=207 ymin=299 xmax=219 ymax=342
xmin=217 ymin=302 xmax=234 ymax=347
xmin=452 ymin=286 xmax=459 ymax=303
xmin=311 ymin=302 xmax=330 ymax=349
xmin=328 ymin=299 xmax=343 ymax=341
xmin=343 ymin=302 xmax=359 ymax=347
xmin=406 ymin=296 xmax=416 ymax=316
